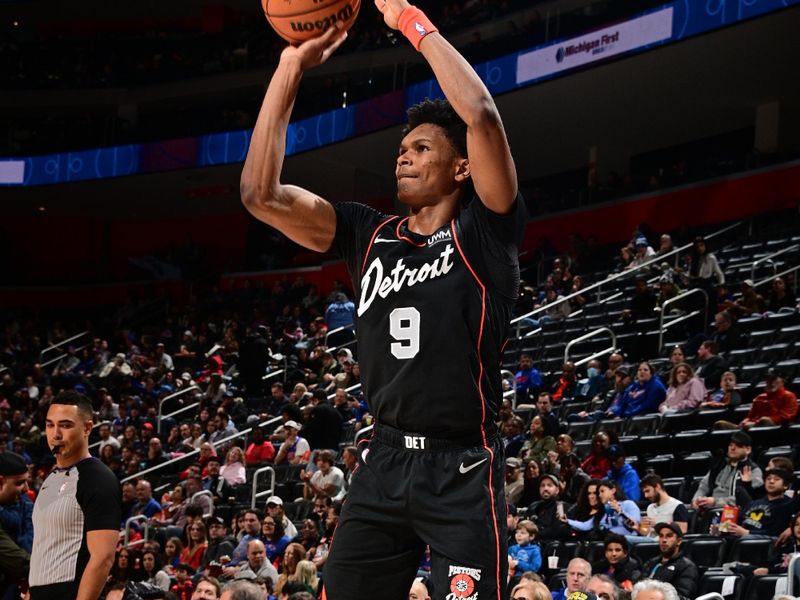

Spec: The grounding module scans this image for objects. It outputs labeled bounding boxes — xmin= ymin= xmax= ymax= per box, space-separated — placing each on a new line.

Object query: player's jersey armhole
xmin=360 ymin=215 xmax=400 ymax=274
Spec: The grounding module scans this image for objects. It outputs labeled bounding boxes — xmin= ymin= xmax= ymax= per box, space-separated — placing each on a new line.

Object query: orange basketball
xmin=263 ymin=0 xmax=361 ymax=44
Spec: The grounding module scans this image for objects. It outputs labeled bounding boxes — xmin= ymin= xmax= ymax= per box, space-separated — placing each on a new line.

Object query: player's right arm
xmin=240 ymin=27 xmax=348 ymax=253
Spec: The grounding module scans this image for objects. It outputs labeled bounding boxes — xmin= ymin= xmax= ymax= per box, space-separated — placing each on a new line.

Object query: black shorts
xmin=322 ymin=425 xmax=507 ymax=600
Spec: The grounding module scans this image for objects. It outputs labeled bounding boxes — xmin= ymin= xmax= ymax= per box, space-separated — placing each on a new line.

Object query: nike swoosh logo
xmin=374 ymin=237 xmax=401 ymax=244
xmin=459 ymin=458 xmax=488 ymax=474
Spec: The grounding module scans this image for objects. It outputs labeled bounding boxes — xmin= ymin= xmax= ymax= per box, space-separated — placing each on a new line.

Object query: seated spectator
xmin=505 ymin=457 xmax=524 ymax=505
xmin=527 ymin=473 xmax=570 ymax=541
xmin=559 ymin=453 xmax=590 ymax=505
xmin=141 ymin=550 xmax=170 ymax=591
xmin=607 ymin=362 xmax=666 ymax=419
xmin=684 ymin=236 xmax=725 ymax=292
xmin=654 ymin=273 xmax=681 ymax=313
xmin=659 ymin=362 xmax=705 ymax=414
xmin=245 ymin=427 xmax=276 ymax=465
xmin=203 ymin=457 xmax=234 ymax=503
xmin=224 ymin=509 xmax=262 ymax=572
xmin=180 ymin=521 xmax=208 ymax=571
xmin=186 ymin=474 xmax=214 ymax=517
xmin=700 ymin=371 xmax=741 ymax=408
xmin=550 ymin=363 xmax=578 ymax=403
xmin=502 ymin=416 xmax=527 ymax=458
xmin=588 ymin=574 xmax=622 ymax=600
xmin=151 ymin=484 xmax=188 ymax=529
xmin=300 ymin=449 xmax=345 ymax=501
xmin=620 ymin=277 xmax=657 ymax=323
xmin=724 ymin=279 xmax=765 ymax=317
xmin=202 ymin=516 xmax=235 ymax=575
xmin=567 ymin=479 xmax=603 ymax=538
xmin=519 ymin=416 xmax=556 ymax=464
xmin=550 ymin=558 xmax=591 ymax=600
xmin=693 ymin=341 xmax=728 ymax=391
xmin=639 ymin=524 xmax=698 ymax=600
xmin=265 ymin=496 xmax=298 ymax=539
xmin=568 ymin=479 xmax=640 ymax=539
xmin=710 ymin=311 xmax=743 ymax=354
xmin=528 ymin=287 xmax=570 ymax=327
xmin=637 ymin=474 xmax=689 ymax=540
xmin=592 ymin=533 xmax=641 ymax=591
xmin=515 ymin=354 xmax=543 ymax=403
xmin=131 ymin=480 xmax=162 ymax=519
xmin=754 ymin=511 xmax=800 ymax=575
xmin=574 ymin=360 xmax=605 ymax=402
xmin=273 ymin=421 xmax=310 ymax=465
xmin=508 ymin=519 xmax=542 ymax=577
xmin=628 ymin=236 xmax=656 ymax=269
xmin=260 ymin=515 xmax=291 ymax=565
xmin=691 ymin=430 xmax=763 ymax=510
xmin=607 ymin=445 xmax=640 ymax=502
xmin=656 ymin=346 xmax=685 ymax=385
xmin=724 ymin=467 xmax=794 ymax=538
xmin=233 ymin=539 xmax=279 ymax=587
xmin=765 ymin=276 xmax=796 ymax=312
xmin=716 ymin=368 xmax=797 ymax=429
xmin=568 ymin=275 xmax=593 ymax=311
xmin=581 ymin=431 xmax=613 ymax=480
xmin=520 ymin=459 xmax=542 ymax=507
xmin=170 ymin=563 xmax=195 ymax=599
xmin=219 ymin=447 xmax=246 ymax=486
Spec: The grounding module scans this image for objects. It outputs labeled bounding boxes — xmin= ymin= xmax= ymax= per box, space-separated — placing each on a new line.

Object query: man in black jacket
xmin=527 ymin=473 xmax=570 ymax=541
xmin=592 ymin=533 xmax=641 ymax=589
xmin=640 ymin=523 xmax=698 ymax=600
xmin=201 ymin=516 xmax=235 ymax=576
xmin=301 ymin=389 xmax=343 ymax=451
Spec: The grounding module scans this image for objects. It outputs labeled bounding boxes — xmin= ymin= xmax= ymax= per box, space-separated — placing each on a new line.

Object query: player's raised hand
xmin=281 ymin=23 xmax=348 ymax=71
xmin=374 ymin=0 xmax=412 ymax=30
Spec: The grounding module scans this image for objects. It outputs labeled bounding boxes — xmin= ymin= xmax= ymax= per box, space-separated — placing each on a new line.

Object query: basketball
xmin=263 ymin=0 xmax=361 ymax=44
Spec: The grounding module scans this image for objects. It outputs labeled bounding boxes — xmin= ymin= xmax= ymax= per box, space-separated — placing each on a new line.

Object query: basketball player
xmin=241 ymin=0 xmax=524 ymax=597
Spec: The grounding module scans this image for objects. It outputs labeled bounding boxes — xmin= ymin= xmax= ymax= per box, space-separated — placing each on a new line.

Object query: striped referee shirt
xmin=30 ymin=457 xmax=121 ymax=600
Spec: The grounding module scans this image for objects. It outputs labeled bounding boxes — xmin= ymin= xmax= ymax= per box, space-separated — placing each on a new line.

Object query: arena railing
xmin=121 ymin=416 xmax=283 ymax=485
xmin=39 ymin=342 xmax=92 ymax=370
xmin=87 ymin=420 xmax=113 ymax=453
xmin=750 ymin=244 xmax=798 ymax=282
xmin=250 ymin=466 xmax=276 ymax=509
xmin=191 ymin=490 xmax=214 ymax=518
xmin=510 ymin=221 xmax=741 ymax=342
xmin=39 ymin=330 xmax=90 ymax=363
xmin=656 ymin=288 xmax=709 ymax=352
xmin=123 ymin=515 xmax=150 ymax=549
xmin=564 ymin=327 xmax=617 ymax=369
xmin=156 ymin=386 xmax=199 ymax=433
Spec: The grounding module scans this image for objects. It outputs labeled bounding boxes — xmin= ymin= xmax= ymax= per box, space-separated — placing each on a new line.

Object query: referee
xmin=29 ymin=391 xmax=121 ymax=600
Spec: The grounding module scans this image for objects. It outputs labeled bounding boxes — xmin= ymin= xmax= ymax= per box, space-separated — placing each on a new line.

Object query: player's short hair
xmin=50 ymin=390 xmax=93 ymax=422
xmin=404 ymin=98 xmax=467 ymax=158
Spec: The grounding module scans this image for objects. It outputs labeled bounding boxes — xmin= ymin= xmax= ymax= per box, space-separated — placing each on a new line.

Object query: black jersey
xmin=330 ymin=194 xmax=525 ymax=439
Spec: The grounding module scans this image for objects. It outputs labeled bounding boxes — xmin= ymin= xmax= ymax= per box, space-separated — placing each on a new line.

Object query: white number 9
xmin=389 ymin=307 xmax=420 ymax=360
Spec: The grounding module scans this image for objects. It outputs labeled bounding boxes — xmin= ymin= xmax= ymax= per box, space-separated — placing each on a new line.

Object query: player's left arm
xmin=376 ymin=0 xmax=517 ymax=215
xmin=75 ymin=529 xmax=118 ymax=600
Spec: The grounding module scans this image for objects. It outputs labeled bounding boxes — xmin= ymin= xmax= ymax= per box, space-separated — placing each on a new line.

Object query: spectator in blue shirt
xmin=514 ymin=354 xmax=542 ymax=403
xmin=130 ymin=480 xmax=161 ymax=519
xmin=607 ymin=445 xmax=641 ymax=502
xmin=607 ymin=361 xmax=666 ymax=419
xmin=508 ymin=519 xmax=542 ymax=577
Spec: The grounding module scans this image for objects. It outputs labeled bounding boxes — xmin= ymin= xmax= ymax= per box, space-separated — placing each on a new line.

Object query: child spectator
xmin=508 ymin=520 xmax=542 ymax=577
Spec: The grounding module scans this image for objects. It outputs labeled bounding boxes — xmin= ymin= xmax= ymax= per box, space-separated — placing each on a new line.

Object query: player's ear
xmin=454 ymin=157 xmax=470 ymax=183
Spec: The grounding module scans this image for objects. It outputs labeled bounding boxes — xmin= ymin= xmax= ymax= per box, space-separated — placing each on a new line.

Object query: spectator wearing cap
xmin=527 ymin=473 xmax=571 ymax=541
xmin=505 ymin=457 xmax=524 ymax=505
xmin=171 ymin=563 xmax=195 ymax=599
xmin=724 ymin=279 xmax=765 ymax=318
xmin=273 ymin=420 xmax=310 ymax=466
xmin=201 ymin=516 xmax=236 ymax=574
xmin=607 ymin=362 xmax=666 ymax=420
xmin=734 ymin=369 xmax=796 ymax=429
xmin=639 ymin=523 xmax=698 ymax=600
xmin=265 ymin=495 xmax=298 ymax=539
xmin=0 ymin=451 xmax=30 ymax=596
xmin=691 ymin=430 xmax=762 ymax=510
xmin=694 ymin=341 xmax=729 ymax=391
xmin=724 ymin=466 xmax=795 ymax=538
xmin=628 ymin=236 xmax=656 ymax=270
xmin=654 ymin=272 xmax=681 ymax=314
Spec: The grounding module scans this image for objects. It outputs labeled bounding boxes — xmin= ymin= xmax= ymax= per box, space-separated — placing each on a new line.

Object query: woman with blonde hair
xmin=510 ymin=580 xmax=551 ymax=600
xmin=274 ymin=542 xmax=307 ymax=595
xmin=220 ymin=446 xmax=246 ymax=485
xmin=292 ymin=559 xmax=319 ymax=594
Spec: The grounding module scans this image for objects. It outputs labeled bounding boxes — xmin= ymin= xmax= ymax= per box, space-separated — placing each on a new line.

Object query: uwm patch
xmin=447 ymin=565 xmax=481 ymax=600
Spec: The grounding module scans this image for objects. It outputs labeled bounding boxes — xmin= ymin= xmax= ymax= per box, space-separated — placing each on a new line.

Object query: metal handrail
xmin=564 ymin=327 xmax=616 ymax=365
xmin=191 ymin=490 xmax=214 ymax=518
xmin=750 ymin=243 xmax=798 ymax=281
xmin=325 ymin=323 xmax=355 ymax=347
xmin=156 ymin=386 xmax=199 ymax=434
xmin=657 ymin=288 xmax=709 ymax=351
xmin=262 ymin=369 xmax=285 ymax=382
xmin=40 ymin=343 xmax=90 ymax=369
xmin=501 ymin=369 xmax=516 ymax=407
xmin=511 ymin=221 xmax=741 ymax=339
xmin=161 ymin=401 xmax=201 ymax=423
xmin=355 ymin=424 xmax=374 ymax=445
xmin=121 ymin=416 xmax=283 ymax=484
xmin=250 ymin=466 xmax=276 ymax=509
xmin=39 ymin=330 xmax=90 ymax=362
xmin=754 ymin=264 xmax=800 ymax=295
xmin=87 ymin=421 xmax=113 ymax=452
xmin=123 ymin=515 xmax=150 ymax=549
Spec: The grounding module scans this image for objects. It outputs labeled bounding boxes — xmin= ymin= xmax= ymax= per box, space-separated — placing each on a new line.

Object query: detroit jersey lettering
xmin=330 ymin=196 xmax=524 ymax=439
